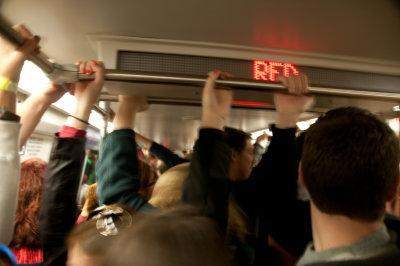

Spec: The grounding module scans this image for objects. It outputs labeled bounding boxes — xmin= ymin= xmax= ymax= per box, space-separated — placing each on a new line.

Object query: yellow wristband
xmin=0 ymin=76 xmax=18 ymax=93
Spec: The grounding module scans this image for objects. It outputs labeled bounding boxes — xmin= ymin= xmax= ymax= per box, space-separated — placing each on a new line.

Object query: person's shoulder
xmin=301 ymin=250 xmax=400 ymax=266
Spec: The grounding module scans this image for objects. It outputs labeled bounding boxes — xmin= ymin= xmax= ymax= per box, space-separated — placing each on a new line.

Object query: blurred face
xmin=230 ymin=139 xmax=255 ymax=181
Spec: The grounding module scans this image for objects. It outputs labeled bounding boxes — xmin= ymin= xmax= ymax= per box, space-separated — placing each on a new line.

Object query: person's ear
xmin=231 ymin=149 xmax=239 ymax=162
xmin=298 ymin=161 xmax=306 ymax=188
xmin=387 ymin=174 xmax=400 ymax=202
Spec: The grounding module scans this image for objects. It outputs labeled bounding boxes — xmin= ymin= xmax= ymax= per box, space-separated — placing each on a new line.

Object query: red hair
xmin=9 ymin=158 xmax=47 ymax=250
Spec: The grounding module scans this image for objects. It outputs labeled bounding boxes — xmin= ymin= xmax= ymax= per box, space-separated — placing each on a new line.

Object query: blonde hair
xmin=149 ymin=162 xmax=249 ymax=242
xmin=149 ymin=163 xmax=189 ymax=209
xmin=81 ymin=183 xmax=98 ymax=216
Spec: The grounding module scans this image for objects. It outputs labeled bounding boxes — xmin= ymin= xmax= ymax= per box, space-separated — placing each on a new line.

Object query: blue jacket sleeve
xmin=96 ymin=129 xmax=156 ymax=211
xmin=149 ymin=141 xmax=189 ymax=169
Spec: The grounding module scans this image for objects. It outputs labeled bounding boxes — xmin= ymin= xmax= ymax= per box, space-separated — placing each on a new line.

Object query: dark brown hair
xmin=301 ymin=107 xmax=400 ymax=221
xmin=9 ymin=158 xmax=47 ymax=249
xmin=67 ymin=204 xmax=136 ymax=260
xmin=138 ymin=159 xmax=158 ymax=200
xmin=103 ymin=207 xmax=233 ymax=266
xmin=223 ymin=127 xmax=251 ymax=153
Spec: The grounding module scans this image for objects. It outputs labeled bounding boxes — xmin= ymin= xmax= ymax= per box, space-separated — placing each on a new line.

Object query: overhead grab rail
xmin=103 ymin=70 xmax=400 ymax=102
xmin=1 ymin=15 xmax=400 ymax=102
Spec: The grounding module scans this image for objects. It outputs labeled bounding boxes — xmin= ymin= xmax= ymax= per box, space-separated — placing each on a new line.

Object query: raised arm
xmin=181 ymin=70 xmax=232 ymax=232
xmin=96 ymin=95 xmax=157 ymax=211
xmin=0 ymin=24 xmax=39 ymax=244
xmin=0 ymin=24 xmax=39 ymax=113
xmin=39 ymin=60 xmax=104 ymax=266
xmin=260 ymin=74 xmax=315 ymax=257
xmin=135 ymin=132 xmax=188 ymax=169
xmin=17 ymin=82 xmax=67 ymax=148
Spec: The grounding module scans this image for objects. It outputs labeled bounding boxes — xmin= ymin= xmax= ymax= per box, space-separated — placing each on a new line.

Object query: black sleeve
xmin=180 ymin=128 xmax=231 ymax=233
xmin=0 ymin=107 xmax=20 ymax=122
xmin=39 ymin=136 xmax=86 ymax=266
xmin=233 ymin=126 xmax=311 ymax=260
xmin=149 ymin=141 xmax=189 ymax=169
xmin=231 ymin=127 xmax=300 ymax=233
xmin=261 ymin=126 xmax=311 ymax=257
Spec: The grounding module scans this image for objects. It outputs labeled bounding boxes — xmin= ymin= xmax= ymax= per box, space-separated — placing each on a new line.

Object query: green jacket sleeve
xmin=96 ymin=129 xmax=156 ymax=211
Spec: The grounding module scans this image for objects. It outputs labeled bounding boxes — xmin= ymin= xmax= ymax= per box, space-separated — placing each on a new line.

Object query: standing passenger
xmin=9 ymin=158 xmax=47 ymax=265
xmin=266 ymin=92 xmax=400 ymax=264
xmin=39 ymin=60 xmax=105 ymax=266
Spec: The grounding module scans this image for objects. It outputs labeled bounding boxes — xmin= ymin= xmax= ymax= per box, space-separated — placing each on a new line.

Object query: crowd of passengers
xmin=1 ymin=24 xmax=400 ymax=266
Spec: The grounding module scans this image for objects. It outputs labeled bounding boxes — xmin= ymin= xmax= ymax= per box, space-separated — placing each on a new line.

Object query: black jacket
xmin=263 ymin=127 xmax=400 ymax=265
xmin=39 ymin=136 xmax=86 ymax=266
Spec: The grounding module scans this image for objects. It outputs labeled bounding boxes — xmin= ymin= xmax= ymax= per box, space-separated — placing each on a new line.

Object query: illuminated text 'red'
xmin=253 ymin=60 xmax=299 ymax=81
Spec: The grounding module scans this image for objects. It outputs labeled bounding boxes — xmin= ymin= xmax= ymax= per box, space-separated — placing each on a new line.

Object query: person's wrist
xmin=275 ymin=113 xmax=299 ymax=129
xmin=2 ymin=51 xmax=28 ymax=83
xmin=0 ymin=75 xmax=18 ymax=94
xmin=201 ymin=112 xmax=224 ymax=130
xmin=66 ymin=116 xmax=89 ymax=130
xmin=73 ymin=101 xmax=93 ymax=121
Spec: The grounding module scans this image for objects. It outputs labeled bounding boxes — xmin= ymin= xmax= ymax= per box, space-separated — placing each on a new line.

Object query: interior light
xmin=296 ymin=121 xmax=310 ymax=131
xmin=19 ymin=61 xmax=49 ymax=94
xmin=107 ymin=122 xmax=114 ymax=133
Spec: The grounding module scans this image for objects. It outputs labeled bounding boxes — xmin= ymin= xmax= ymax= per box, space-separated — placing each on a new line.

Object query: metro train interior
xmin=2 ymin=1 xmax=400 ymax=266
xmin=2 ymin=0 xmax=400 ymax=154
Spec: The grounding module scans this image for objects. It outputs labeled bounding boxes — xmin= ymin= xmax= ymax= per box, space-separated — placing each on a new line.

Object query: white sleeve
xmin=0 ymin=120 xmax=21 ymax=244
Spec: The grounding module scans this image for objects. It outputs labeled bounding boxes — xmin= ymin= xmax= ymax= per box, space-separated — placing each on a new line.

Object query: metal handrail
xmin=2 ymin=15 xmax=400 ymax=102
xmin=103 ymin=70 xmax=400 ymax=102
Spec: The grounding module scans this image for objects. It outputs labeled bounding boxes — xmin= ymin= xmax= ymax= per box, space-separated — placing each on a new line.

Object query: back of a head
xmin=149 ymin=162 xmax=190 ymax=209
xmin=301 ymin=107 xmax=400 ymax=221
xmin=223 ymin=127 xmax=251 ymax=152
xmin=67 ymin=204 xmax=135 ymax=266
xmin=103 ymin=207 xmax=233 ymax=266
xmin=10 ymin=158 xmax=47 ymax=249
xmin=149 ymin=162 xmax=249 ymax=243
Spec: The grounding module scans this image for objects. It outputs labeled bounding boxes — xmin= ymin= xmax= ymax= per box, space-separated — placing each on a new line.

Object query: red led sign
xmin=253 ymin=60 xmax=299 ymax=81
